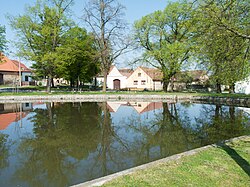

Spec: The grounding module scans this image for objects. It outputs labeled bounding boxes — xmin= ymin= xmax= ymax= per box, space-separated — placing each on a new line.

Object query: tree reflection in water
xmin=0 ymin=102 xmax=249 ymax=187
xmin=0 ymin=133 xmax=9 ymax=172
xmin=12 ymin=102 xmax=129 ymax=187
xmin=195 ymin=105 xmax=250 ymax=144
xmin=121 ymin=102 xmax=250 ymax=166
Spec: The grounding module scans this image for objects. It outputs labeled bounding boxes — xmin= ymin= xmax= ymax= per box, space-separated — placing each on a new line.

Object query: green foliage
xmin=134 ymin=0 xmax=196 ymax=91
xmin=194 ymin=0 xmax=250 ymax=92
xmin=8 ymin=0 xmax=74 ymax=92
xmin=0 ymin=133 xmax=9 ymax=170
xmin=0 ymin=25 xmax=7 ymax=60
xmin=55 ymin=27 xmax=99 ymax=85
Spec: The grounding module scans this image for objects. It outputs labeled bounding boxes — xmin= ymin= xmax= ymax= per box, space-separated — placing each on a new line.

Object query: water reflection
xmin=0 ymin=103 xmax=32 ymax=130
xmin=0 ymin=102 xmax=249 ymax=187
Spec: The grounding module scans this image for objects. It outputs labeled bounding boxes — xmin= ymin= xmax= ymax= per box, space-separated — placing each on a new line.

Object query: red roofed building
xmin=0 ymin=54 xmax=33 ymax=85
xmin=0 ymin=103 xmax=32 ymax=130
xmin=127 ymin=67 xmax=163 ymax=91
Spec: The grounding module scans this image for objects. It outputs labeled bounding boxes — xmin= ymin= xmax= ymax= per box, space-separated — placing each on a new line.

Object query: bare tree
xmin=83 ymin=0 xmax=130 ymax=92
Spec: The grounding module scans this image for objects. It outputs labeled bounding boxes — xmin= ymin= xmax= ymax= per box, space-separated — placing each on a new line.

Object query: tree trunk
xmin=51 ymin=78 xmax=54 ymax=88
xmin=162 ymin=76 xmax=170 ymax=92
xmin=170 ymin=78 xmax=174 ymax=92
xmin=70 ymin=78 xmax=73 ymax=88
xmin=216 ymin=82 xmax=222 ymax=93
xmin=46 ymin=76 xmax=52 ymax=93
xmin=102 ymin=71 xmax=107 ymax=92
xmin=94 ymin=77 xmax=97 ymax=90
xmin=229 ymin=83 xmax=235 ymax=93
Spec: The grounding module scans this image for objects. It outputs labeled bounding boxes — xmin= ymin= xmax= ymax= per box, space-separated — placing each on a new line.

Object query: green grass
xmin=103 ymin=137 xmax=250 ymax=187
xmin=0 ymin=86 xmax=249 ymax=98
xmin=194 ymin=92 xmax=250 ymax=98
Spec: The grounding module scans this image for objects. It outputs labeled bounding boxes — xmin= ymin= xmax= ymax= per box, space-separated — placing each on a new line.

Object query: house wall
xmin=107 ymin=67 xmax=127 ymax=89
xmin=127 ymin=67 xmax=163 ymax=90
xmin=235 ymin=76 xmax=250 ymax=94
xmin=21 ymin=72 xmax=32 ymax=82
xmin=1 ymin=72 xmax=19 ymax=85
xmin=154 ymin=81 xmax=163 ymax=91
xmin=96 ymin=77 xmax=104 ymax=87
xmin=0 ymin=71 xmax=34 ymax=86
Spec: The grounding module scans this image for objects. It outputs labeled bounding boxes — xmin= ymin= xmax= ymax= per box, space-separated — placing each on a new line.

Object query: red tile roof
xmin=173 ymin=70 xmax=208 ymax=82
xmin=140 ymin=67 xmax=163 ymax=81
xmin=119 ymin=68 xmax=134 ymax=78
xmin=0 ymin=112 xmax=28 ymax=130
xmin=139 ymin=102 xmax=163 ymax=114
xmin=0 ymin=55 xmax=31 ymax=72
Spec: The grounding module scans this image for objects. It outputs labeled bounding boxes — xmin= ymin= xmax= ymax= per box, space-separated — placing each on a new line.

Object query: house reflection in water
xmin=0 ymin=103 xmax=33 ymax=130
xmin=107 ymin=102 xmax=163 ymax=114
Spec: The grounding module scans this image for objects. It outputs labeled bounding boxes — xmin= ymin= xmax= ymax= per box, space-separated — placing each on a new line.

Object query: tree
xmin=134 ymin=1 xmax=196 ymax=92
xmin=55 ymin=27 xmax=99 ymax=88
xmin=9 ymin=0 xmax=74 ymax=92
xmin=83 ymin=0 xmax=130 ymax=92
xmin=195 ymin=0 xmax=250 ymax=93
xmin=0 ymin=25 xmax=7 ymax=61
xmin=206 ymin=0 xmax=250 ymax=40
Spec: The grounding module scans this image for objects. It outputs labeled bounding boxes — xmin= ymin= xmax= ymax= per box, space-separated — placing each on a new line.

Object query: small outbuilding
xmin=0 ymin=55 xmax=33 ymax=86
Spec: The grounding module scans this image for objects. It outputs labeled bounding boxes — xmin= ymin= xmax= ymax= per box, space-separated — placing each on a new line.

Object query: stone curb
xmin=0 ymin=94 xmax=249 ymax=107
xmin=71 ymin=135 xmax=249 ymax=187
xmin=0 ymin=94 xmax=189 ymax=103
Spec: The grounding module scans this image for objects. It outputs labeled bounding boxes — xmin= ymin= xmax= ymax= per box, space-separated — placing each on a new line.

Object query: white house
xmin=235 ymin=76 xmax=250 ymax=94
xmin=126 ymin=67 xmax=163 ymax=91
xmin=96 ymin=66 xmax=133 ymax=90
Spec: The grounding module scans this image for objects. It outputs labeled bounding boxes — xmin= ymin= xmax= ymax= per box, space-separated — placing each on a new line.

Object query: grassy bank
xmin=103 ymin=136 xmax=250 ymax=186
xmin=0 ymin=88 xmax=249 ymax=99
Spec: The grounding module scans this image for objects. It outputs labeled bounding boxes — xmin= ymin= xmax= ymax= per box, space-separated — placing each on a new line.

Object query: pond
xmin=0 ymin=101 xmax=249 ymax=187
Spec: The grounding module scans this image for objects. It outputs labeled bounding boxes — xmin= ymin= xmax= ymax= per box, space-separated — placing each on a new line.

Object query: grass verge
xmin=0 ymin=89 xmax=249 ymax=99
xmin=103 ymin=136 xmax=250 ymax=187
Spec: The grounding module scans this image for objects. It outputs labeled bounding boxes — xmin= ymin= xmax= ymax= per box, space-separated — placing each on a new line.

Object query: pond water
xmin=0 ymin=101 xmax=249 ymax=187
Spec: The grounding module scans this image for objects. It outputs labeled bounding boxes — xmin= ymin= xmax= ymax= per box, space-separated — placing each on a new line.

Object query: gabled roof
xmin=108 ymin=65 xmax=134 ymax=78
xmin=0 ymin=55 xmax=31 ymax=72
xmin=108 ymin=65 xmax=115 ymax=74
xmin=174 ymin=70 xmax=208 ymax=82
xmin=119 ymin=68 xmax=134 ymax=78
xmin=137 ymin=102 xmax=163 ymax=114
xmin=0 ymin=112 xmax=28 ymax=130
xmin=140 ymin=67 xmax=163 ymax=81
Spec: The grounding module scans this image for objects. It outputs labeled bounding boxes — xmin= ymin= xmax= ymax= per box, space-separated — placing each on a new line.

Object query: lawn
xmin=0 ymin=86 xmax=249 ymax=99
xmin=103 ymin=136 xmax=250 ymax=187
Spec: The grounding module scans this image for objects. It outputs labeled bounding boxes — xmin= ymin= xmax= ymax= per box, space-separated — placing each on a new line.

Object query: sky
xmin=0 ymin=0 xmax=168 ymax=66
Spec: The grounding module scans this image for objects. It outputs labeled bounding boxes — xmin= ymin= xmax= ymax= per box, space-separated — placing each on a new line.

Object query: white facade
xmin=107 ymin=66 xmax=128 ymax=89
xmin=235 ymin=76 xmax=250 ymax=94
xmin=127 ymin=67 xmax=163 ymax=91
xmin=21 ymin=72 xmax=32 ymax=82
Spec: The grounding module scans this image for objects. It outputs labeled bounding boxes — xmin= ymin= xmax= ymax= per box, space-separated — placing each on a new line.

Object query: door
xmin=113 ymin=79 xmax=121 ymax=90
xmin=0 ymin=74 xmax=3 ymax=85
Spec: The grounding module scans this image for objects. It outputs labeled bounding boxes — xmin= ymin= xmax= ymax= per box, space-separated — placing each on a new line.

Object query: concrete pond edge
xmin=0 ymin=94 xmax=249 ymax=107
xmin=72 ymin=135 xmax=250 ymax=187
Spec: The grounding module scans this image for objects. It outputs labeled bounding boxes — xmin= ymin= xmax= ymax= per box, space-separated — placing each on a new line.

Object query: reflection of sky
xmin=0 ymin=112 xmax=35 ymax=187
xmin=111 ymin=105 xmax=163 ymax=143
xmin=0 ymin=102 xmax=250 ymax=187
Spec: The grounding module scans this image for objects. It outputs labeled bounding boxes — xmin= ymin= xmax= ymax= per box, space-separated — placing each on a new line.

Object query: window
xmin=134 ymin=80 xmax=138 ymax=85
xmin=25 ymin=76 xmax=29 ymax=81
xmin=138 ymin=73 xmax=141 ymax=77
xmin=141 ymin=80 xmax=146 ymax=85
